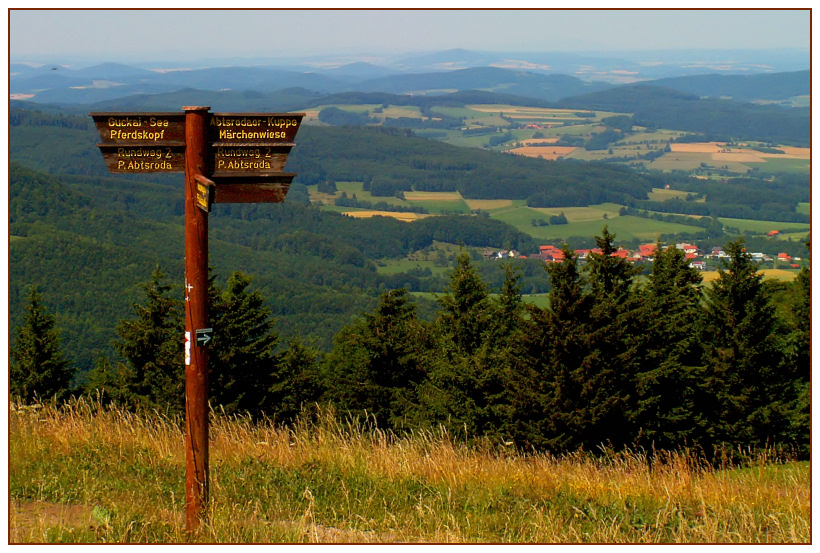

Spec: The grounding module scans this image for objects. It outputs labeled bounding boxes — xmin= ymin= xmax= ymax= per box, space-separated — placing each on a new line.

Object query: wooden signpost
xmin=91 ymin=107 xmax=304 ymax=533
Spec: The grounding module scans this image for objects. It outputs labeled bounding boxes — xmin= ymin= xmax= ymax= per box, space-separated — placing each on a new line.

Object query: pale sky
xmin=9 ymin=9 xmax=811 ymax=65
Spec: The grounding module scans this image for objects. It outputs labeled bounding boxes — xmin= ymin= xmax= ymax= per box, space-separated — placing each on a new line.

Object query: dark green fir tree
xmin=85 ymin=268 xmax=184 ymax=413
xmin=11 ymin=287 xmax=73 ymax=403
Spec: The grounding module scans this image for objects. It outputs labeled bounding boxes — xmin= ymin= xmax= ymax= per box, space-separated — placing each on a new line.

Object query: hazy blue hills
xmin=11 ymin=47 xmax=809 ymax=107
xmin=648 ymin=70 xmax=809 ymax=103
xmin=556 ymin=84 xmax=809 ymax=146
xmin=353 ymin=66 xmax=611 ymax=100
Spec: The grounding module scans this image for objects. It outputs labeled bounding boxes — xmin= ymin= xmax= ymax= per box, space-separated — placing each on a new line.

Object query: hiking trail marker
xmin=91 ymin=108 xmax=304 ymax=533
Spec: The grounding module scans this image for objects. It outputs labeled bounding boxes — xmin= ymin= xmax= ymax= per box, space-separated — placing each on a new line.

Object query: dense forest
xmin=557 ymin=85 xmax=810 ymax=146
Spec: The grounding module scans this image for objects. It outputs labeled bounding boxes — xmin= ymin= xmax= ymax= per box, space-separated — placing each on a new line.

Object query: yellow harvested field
xmin=776 ymin=146 xmax=810 ymax=157
xmin=464 ymin=199 xmax=514 ymax=210
xmin=756 ymin=147 xmax=811 ymax=159
xmin=670 ymin=143 xmax=810 ymax=160
xmin=342 ymin=211 xmax=427 ymax=221
xmin=508 ymin=146 xmax=577 ymax=160
xmin=702 ymin=269 xmax=798 ymax=283
xmin=670 ymin=142 xmax=726 ymax=153
xmin=403 ymin=191 xmax=463 ymax=201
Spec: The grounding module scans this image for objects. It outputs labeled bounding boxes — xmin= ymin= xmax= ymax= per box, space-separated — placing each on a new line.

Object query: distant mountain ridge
xmin=648 ymin=70 xmax=809 ymax=103
xmin=11 ymin=48 xmax=808 ymax=105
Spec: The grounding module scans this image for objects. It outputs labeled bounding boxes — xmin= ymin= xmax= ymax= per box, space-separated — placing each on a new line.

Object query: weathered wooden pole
xmin=183 ymin=106 xmax=211 ymax=532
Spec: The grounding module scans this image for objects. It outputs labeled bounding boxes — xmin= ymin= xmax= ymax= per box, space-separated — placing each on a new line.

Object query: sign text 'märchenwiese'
xmin=208 ymin=114 xmax=302 ymax=143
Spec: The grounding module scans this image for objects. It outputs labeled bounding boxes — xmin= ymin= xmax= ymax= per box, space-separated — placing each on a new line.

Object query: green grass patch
xmin=746 ymin=158 xmax=810 ymax=173
xmin=719 ymin=217 xmax=811 ymax=235
xmin=647 ymin=188 xmax=692 ymax=201
xmin=489 ymin=204 xmax=703 ymax=242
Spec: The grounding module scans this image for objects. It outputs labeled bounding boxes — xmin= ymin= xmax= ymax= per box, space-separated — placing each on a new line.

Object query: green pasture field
xmin=796 ymin=203 xmax=810 ymax=215
xmin=404 ymin=195 xmax=471 ymax=214
xmin=376 ymin=259 xmax=449 ymax=276
xmin=745 ymin=158 xmax=810 ymax=173
xmin=490 ymin=204 xmax=703 ymax=243
xmin=775 ymin=232 xmax=811 ymax=243
xmin=309 ymin=182 xmax=409 ymax=208
xmin=718 ymin=217 xmax=811 ymax=235
xmin=647 ymin=188 xmax=692 ymax=201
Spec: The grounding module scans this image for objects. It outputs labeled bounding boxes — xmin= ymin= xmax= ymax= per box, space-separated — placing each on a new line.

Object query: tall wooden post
xmin=91 ymin=107 xmax=302 ymax=536
xmin=183 ymin=106 xmax=211 ymax=532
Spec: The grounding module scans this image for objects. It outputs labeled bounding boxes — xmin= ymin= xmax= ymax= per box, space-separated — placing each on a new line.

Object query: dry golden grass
xmin=10 ymin=399 xmax=810 ymax=544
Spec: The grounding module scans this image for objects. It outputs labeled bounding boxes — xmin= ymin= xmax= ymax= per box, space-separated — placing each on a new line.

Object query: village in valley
xmin=484 ymin=239 xmax=803 ymax=272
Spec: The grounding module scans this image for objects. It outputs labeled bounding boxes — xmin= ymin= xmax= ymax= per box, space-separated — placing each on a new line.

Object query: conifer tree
xmin=467 ymin=262 xmax=526 ymax=444
xmin=635 ymin=242 xmax=707 ymax=449
xmin=10 ymin=287 xmax=73 ymax=403
xmin=323 ymin=288 xmax=430 ymax=430
xmin=701 ymin=239 xmax=784 ymax=448
xmin=778 ymin=264 xmax=810 ymax=455
xmin=422 ymin=251 xmax=522 ymax=441
xmin=435 ymin=250 xmax=491 ymax=355
xmin=579 ymin=227 xmax=641 ymax=449
xmin=105 ymin=268 xmax=184 ymax=412
xmin=520 ymin=245 xmax=595 ymax=451
xmin=268 ymin=336 xmax=325 ymax=425
xmin=209 ymin=271 xmax=281 ymax=417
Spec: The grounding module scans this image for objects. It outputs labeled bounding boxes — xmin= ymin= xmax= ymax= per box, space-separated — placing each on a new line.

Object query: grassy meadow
xmin=10 ymin=399 xmax=810 ymax=544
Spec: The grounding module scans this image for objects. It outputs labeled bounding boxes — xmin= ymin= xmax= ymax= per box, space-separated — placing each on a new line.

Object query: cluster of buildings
xmin=533 ymin=243 xmax=701 ymax=266
xmin=484 ymin=243 xmax=802 ymax=270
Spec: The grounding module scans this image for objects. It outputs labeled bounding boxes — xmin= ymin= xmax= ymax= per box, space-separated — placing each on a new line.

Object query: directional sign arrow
xmin=196 ymin=328 xmax=213 ymax=346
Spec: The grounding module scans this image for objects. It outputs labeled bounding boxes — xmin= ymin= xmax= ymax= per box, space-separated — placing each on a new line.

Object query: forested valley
xmin=9 ymin=100 xmax=810 ymax=460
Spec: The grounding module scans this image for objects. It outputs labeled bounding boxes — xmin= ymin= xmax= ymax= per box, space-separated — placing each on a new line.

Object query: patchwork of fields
xmin=302 ymin=101 xmax=808 ymax=282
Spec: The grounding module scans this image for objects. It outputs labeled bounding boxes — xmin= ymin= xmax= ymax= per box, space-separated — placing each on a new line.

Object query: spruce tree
xmin=323 ymin=288 xmax=429 ymax=430
xmin=528 ymin=244 xmax=599 ymax=453
xmin=778 ymin=265 xmax=811 ymax=455
xmin=468 ymin=262 xmax=526 ymax=444
xmin=423 ymin=251 xmax=519 ymax=441
xmin=580 ymin=227 xmax=641 ymax=450
xmin=435 ymin=250 xmax=491 ymax=355
xmin=521 ymin=245 xmax=596 ymax=451
xmin=635 ymin=242 xmax=707 ymax=450
xmin=102 ymin=268 xmax=185 ymax=412
xmin=701 ymin=239 xmax=783 ymax=449
xmin=268 ymin=336 xmax=325 ymax=425
xmin=10 ymin=287 xmax=73 ymax=403
xmin=209 ymin=271 xmax=280 ymax=417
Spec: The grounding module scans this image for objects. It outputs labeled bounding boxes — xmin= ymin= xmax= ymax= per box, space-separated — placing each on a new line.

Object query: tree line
xmin=12 ymin=229 xmax=809 ymax=460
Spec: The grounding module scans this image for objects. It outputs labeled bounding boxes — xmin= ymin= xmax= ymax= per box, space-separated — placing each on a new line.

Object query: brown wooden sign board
xmin=210 ymin=143 xmax=293 ymax=176
xmin=91 ymin=112 xmax=186 ymax=144
xmin=211 ymin=174 xmax=295 ymax=204
xmin=98 ymin=144 xmax=186 ymax=173
xmin=207 ymin=113 xmax=302 ymax=143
